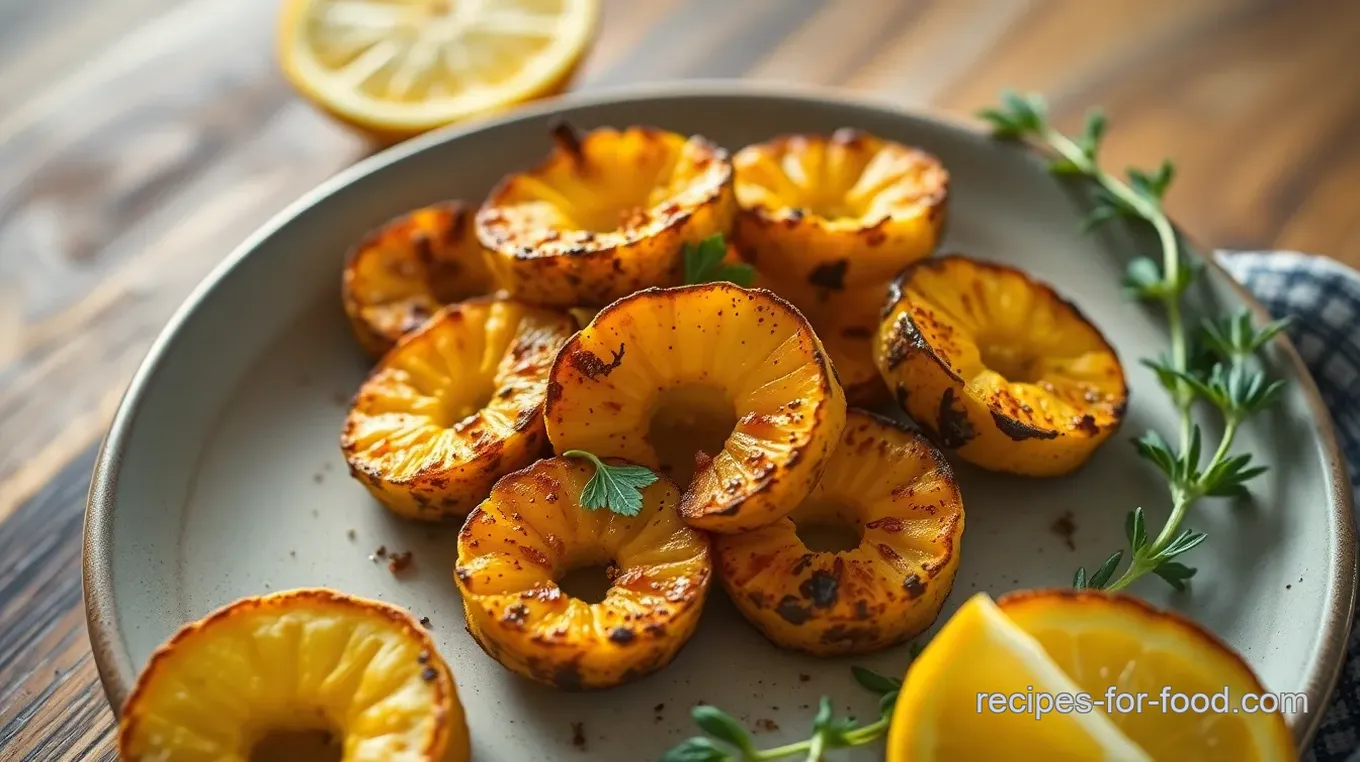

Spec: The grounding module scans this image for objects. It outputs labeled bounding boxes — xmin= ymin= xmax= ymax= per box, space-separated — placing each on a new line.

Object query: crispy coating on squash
xmin=476 ymin=124 xmax=737 ymax=308
xmin=543 ymin=283 xmax=847 ymax=533
xmin=715 ymin=410 xmax=963 ymax=655
xmin=342 ymin=298 xmax=575 ymax=519
xmin=876 ymin=255 xmax=1127 ymax=476
xmin=455 ymin=457 xmax=711 ymax=689
xmin=734 ymin=129 xmax=947 ymax=290
xmin=751 ymin=269 xmax=892 ymax=407
xmin=119 ymin=588 xmax=469 ymax=762
xmin=342 ymin=202 xmax=498 ymax=357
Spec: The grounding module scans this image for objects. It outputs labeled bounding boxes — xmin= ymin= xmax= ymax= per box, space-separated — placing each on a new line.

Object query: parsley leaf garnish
xmin=562 ymin=450 xmax=658 ymax=517
xmin=683 ymin=233 xmax=755 ymax=287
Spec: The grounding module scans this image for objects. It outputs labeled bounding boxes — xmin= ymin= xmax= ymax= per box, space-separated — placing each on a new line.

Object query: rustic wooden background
xmin=3 ymin=0 xmax=1360 ymax=757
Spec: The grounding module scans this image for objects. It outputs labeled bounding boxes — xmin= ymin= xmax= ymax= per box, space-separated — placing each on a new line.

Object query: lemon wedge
xmin=888 ymin=593 xmax=1151 ymax=761
xmin=278 ymin=0 xmax=599 ymax=141
xmin=1000 ymin=590 xmax=1296 ymax=761
xmin=888 ymin=591 xmax=1296 ymax=761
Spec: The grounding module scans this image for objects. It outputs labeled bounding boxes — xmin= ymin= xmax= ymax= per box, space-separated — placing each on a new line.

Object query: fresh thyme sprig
xmin=562 ymin=450 xmax=658 ymax=517
xmin=979 ymin=91 xmax=1291 ymax=592
xmin=661 ymin=666 xmax=903 ymax=761
xmin=684 ymin=233 xmax=755 ymax=286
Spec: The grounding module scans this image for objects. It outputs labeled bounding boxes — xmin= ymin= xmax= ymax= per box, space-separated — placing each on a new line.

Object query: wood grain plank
xmin=1027 ymin=0 xmax=1360 ymax=257
xmin=0 ymin=280 xmax=17 ymax=366
xmin=842 ymin=0 xmax=1033 ymax=105
xmin=745 ymin=0 xmax=924 ymax=86
xmin=0 ymin=0 xmax=185 ymax=115
xmin=575 ymin=0 xmax=685 ymax=80
xmin=584 ymin=0 xmax=825 ymax=86
xmin=1275 ymin=121 xmax=1360 ymax=258
xmin=0 ymin=0 xmax=364 ymax=524
xmin=0 ymin=448 xmax=96 ymax=725
xmin=931 ymin=0 xmax=1253 ymax=116
xmin=2 ymin=625 xmax=115 ymax=762
xmin=0 ymin=0 xmax=310 ymax=319
xmin=0 ymin=447 xmax=116 ymax=761
xmin=0 ymin=107 xmax=357 ymax=524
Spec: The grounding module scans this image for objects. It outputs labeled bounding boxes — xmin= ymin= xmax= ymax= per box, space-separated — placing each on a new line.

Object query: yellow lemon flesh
xmin=888 ymin=591 xmax=1296 ymax=762
xmin=279 ymin=0 xmax=599 ymax=142
xmin=889 ymin=593 xmax=1149 ymax=761
xmin=1001 ymin=590 xmax=1296 ymax=761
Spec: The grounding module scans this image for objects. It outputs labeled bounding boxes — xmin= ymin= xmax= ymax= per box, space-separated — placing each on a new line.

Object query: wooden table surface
xmin=4 ymin=0 xmax=1360 ymax=757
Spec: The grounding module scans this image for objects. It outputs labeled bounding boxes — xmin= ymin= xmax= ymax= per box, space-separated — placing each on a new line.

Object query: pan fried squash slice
xmin=753 ymin=272 xmax=891 ymax=406
xmin=733 ymin=129 xmax=947 ymax=291
xmin=558 ymin=232 xmax=744 ymax=329
xmin=876 ymin=255 xmax=1127 ymax=476
xmin=342 ymin=202 xmax=499 ymax=358
xmin=455 ymin=457 xmax=711 ymax=690
xmin=544 ymin=283 xmax=847 ymax=534
xmin=118 ymin=589 xmax=469 ymax=762
xmin=476 ymin=124 xmax=736 ymax=308
xmin=714 ymin=410 xmax=963 ymax=656
xmin=342 ymin=298 xmax=575 ymax=520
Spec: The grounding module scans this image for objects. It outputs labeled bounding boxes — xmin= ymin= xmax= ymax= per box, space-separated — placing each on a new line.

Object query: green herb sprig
xmin=979 ymin=91 xmax=1290 ymax=592
xmin=562 ymin=450 xmax=658 ymax=517
xmin=661 ymin=665 xmax=905 ymax=761
xmin=684 ymin=233 xmax=755 ymax=286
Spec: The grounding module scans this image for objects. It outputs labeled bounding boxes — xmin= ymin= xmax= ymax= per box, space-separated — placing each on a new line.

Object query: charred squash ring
xmin=714 ymin=410 xmax=964 ymax=656
xmin=118 ymin=589 xmax=469 ymax=762
xmin=342 ymin=297 xmax=576 ymax=519
xmin=543 ymin=283 xmax=848 ymax=534
xmin=733 ymin=129 xmax=948 ymax=291
xmin=475 ymin=123 xmax=737 ymax=308
xmin=341 ymin=201 xmax=499 ymax=358
xmin=875 ymin=255 xmax=1127 ymax=476
xmin=455 ymin=457 xmax=711 ymax=690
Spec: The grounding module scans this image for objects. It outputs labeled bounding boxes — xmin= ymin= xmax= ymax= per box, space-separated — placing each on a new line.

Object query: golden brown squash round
xmin=875 ymin=255 xmax=1127 ymax=476
xmin=543 ymin=283 xmax=847 ymax=534
xmin=733 ymin=129 xmax=948 ymax=291
xmin=342 ymin=297 xmax=576 ymax=519
xmin=119 ymin=588 xmax=469 ymax=762
xmin=342 ymin=202 xmax=499 ymax=358
xmin=752 ymin=271 xmax=892 ymax=407
xmin=715 ymin=410 xmax=963 ymax=656
xmin=476 ymin=123 xmax=737 ymax=308
xmin=455 ymin=457 xmax=711 ymax=690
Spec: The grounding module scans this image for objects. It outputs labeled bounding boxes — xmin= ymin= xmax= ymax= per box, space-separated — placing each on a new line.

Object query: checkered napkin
xmin=1215 ymin=251 xmax=1360 ymax=762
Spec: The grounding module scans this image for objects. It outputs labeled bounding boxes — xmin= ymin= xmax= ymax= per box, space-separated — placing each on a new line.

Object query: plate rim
xmin=81 ymin=79 xmax=1357 ymax=750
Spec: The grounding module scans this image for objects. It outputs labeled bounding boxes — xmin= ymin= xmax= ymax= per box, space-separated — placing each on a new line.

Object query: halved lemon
xmin=888 ymin=591 xmax=1296 ymax=762
xmin=279 ymin=0 xmax=600 ymax=142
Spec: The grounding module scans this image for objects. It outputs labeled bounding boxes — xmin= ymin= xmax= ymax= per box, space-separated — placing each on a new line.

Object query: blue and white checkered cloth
xmin=1217 ymin=251 xmax=1360 ymax=762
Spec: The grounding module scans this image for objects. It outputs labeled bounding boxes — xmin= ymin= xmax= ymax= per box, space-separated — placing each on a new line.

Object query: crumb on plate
xmin=387 ymin=551 xmax=414 ymax=574
xmin=571 ymin=722 xmax=586 ymax=750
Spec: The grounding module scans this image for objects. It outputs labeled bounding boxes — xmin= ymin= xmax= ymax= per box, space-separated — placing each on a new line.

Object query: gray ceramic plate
xmin=85 ymin=83 xmax=1356 ymax=759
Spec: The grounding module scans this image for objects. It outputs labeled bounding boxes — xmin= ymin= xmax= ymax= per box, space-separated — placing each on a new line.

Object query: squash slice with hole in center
xmin=455 ymin=457 xmax=711 ymax=689
xmin=876 ymin=255 xmax=1127 ymax=476
xmin=342 ymin=297 xmax=575 ymax=519
xmin=476 ymin=124 xmax=736 ymax=308
xmin=544 ymin=282 xmax=847 ymax=533
xmin=118 ymin=588 xmax=469 ymax=762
